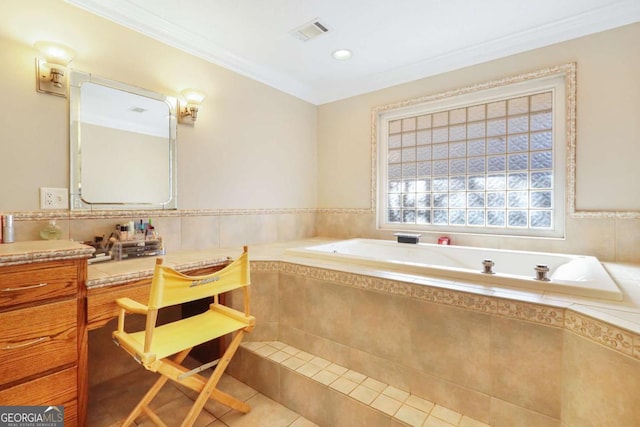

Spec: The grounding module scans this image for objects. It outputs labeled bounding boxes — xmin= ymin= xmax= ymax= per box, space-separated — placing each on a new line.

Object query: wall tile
xmin=325 ymin=383 xmax=398 ymax=427
xmin=304 ymin=278 xmax=354 ymax=345
xmin=152 ymin=216 xmax=181 ymax=252
xmin=304 ymin=334 xmax=352 ymax=368
xmin=279 ymin=366 xmax=330 ymax=426
xmin=249 ymin=322 xmax=278 ymax=342
xmin=249 ymin=271 xmax=280 ymax=323
xmin=615 ymin=218 xmax=640 ymax=263
xmin=350 ymin=289 xmax=412 ymax=363
xmin=180 ymin=215 xmax=219 ymax=250
xmin=491 ymin=316 xmax=563 ymax=418
xmin=218 ymin=214 xmax=278 ymax=247
xmin=277 ymin=212 xmax=317 ymax=241
xmin=349 ymin=347 xmax=411 ymax=392
xmin=316 ymin=212 xmax=378 ymax=239
xmin=490 ymin=398 xmax=560 ymax=427
xmin=409 ymin=367 xmax=491 ymax=424
xmin=70 ymin=218 xmax=113 ymax=242
xmin=279 ymin=273 xmax=307 ymax=330
xmin=562 ymin=330 xmax=640 ymax=426
xmin=238 ymin=348 xmax=280 ymax=402
xmin=409 ymin=299 xmax=491 ymax=394
xmin=278 ymin=325 xmax=307 ymax=350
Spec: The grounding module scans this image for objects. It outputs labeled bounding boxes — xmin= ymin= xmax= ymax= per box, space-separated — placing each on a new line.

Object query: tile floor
xmin=89 ymin=358 xmax=317 ymax=427
xmin=90 ymin=344 xmax=491 ymax=427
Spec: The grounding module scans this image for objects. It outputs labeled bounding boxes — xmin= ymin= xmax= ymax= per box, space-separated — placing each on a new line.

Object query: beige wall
xmin=317 ymin=23 xmax=640 ymax=262
xmin=0 ymin=0 xmax=317 ymax=212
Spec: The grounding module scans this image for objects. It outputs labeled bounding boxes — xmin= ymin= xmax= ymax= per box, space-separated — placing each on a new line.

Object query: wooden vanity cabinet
xmin=0 ymin=258 xmax=86 ymax=427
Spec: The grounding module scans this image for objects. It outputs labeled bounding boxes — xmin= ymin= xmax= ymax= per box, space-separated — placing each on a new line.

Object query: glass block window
xmin=378 ymin=72 xmax=567 ymax=238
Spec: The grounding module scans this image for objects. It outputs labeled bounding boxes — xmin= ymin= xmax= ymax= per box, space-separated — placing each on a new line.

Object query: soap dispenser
xmin=40 ymin=220 xmax=62 ymax=240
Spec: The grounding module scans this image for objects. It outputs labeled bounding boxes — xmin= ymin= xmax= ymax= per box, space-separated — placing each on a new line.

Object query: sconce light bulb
xmin=189 ymin=106 xmax=199 ymax=121
xmin=49 ymin=67 xmax=65 ymax=87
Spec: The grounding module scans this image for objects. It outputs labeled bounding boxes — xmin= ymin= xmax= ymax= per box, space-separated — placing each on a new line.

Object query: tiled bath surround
xmin=227 ymin=261 xmax=640 ymax=427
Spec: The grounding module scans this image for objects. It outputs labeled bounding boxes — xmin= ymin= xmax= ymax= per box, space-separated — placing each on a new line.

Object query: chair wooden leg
xmin=179 ymin=331 xmax=247 ymax=427
xmin=209 ymin=387 xmax=250 ymax=413
xmin=121 ymin=348 xmax=192 ymax=426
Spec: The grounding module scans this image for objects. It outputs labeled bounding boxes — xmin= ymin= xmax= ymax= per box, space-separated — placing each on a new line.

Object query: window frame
xmin=374 ymin=65 xmax=574 ymax=238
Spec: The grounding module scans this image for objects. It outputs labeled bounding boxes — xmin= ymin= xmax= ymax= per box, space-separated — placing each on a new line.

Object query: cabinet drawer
xmin=0 ymin=366 xmax=77 ymax=426
xmin=0 ymin=264 xmax=77 ymax=309
xmin=0 ymin=299 xmax=77 ymax=386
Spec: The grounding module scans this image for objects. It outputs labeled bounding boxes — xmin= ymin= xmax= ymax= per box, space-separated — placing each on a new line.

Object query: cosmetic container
xmin=2 ymin=214 xmax=15 ymax=243
xmin=40 ymin=220 xmax=62 ymax=240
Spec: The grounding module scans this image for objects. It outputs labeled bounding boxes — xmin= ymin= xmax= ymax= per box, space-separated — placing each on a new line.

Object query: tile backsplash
xmin=317 ymin=210 xmax=640 ymax=263
xmin=5 ymin=210 xmax=317 ymax=251
xmin=3 ymin=208 xmax=638 ymax=263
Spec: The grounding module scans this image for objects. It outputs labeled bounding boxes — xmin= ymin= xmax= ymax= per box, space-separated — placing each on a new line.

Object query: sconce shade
xmin=34 ymin=41 xmax=76 ymax=67
xmin=181 ymin=89 xmax=207 ymax=106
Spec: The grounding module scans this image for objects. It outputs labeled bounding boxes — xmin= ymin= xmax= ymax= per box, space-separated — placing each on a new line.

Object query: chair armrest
xmin=210 ymin=303 xmax=256 ymax=327
xmin=116 ymin=297 xmax=149 ymax=315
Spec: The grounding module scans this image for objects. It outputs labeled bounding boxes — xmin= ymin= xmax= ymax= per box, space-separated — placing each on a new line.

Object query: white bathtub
xmin=285 ymin=239 xmax=622 ymax=301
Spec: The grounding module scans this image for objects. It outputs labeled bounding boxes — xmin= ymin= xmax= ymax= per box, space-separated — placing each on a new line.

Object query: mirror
xmin=69 ymin=70 xmax=177 ymax=210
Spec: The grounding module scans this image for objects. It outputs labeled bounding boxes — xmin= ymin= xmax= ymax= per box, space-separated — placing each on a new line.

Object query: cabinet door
xmin=0 ymin=299 xmax=77 ymax=385
xmin=0 ymin=367 xmax=77 ymax=427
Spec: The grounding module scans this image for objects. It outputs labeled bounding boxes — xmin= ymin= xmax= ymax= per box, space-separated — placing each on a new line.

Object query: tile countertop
xmin=0 ymin=239 xmax=94 ymax=266
xmin=2 ymin=239 xmax=639 ymax=336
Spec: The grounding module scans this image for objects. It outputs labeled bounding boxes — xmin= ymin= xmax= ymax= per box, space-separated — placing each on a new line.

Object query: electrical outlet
xmin=40 ymin=187 xmax=68 ymax=209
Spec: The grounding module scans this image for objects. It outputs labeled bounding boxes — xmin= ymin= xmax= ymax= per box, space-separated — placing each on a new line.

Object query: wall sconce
xmin=178 ymin=89 xmax=207 ymax=126
xmin=34 ymin=41 xmax=76 ymax=97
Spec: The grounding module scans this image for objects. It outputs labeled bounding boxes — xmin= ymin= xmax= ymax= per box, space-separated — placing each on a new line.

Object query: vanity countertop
xmin=0 ymin=240 xmax=94 ymax=267
xmin=87 ymin=247 xmax=235 ymax=289
xmin=85 ymin=240 xmax=332 ymax=290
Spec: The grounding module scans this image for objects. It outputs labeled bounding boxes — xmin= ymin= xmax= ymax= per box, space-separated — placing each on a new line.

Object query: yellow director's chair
xmin=112 ymin=246 xmax=255 ymax=427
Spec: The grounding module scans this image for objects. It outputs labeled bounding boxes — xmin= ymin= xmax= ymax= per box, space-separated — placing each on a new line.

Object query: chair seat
xmin=114 ymin=308 xmax=249 ymax=365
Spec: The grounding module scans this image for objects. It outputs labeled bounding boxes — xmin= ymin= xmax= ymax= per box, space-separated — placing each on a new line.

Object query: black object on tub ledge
xmin=394 ymin=233 xmax=421 ymax=244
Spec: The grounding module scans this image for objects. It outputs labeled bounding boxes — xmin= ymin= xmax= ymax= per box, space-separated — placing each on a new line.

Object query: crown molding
xmin=66 ymin=0 xmax=640 ymax=105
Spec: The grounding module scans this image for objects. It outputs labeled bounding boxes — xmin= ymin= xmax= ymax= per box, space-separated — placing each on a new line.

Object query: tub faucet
xmin=481 ymin=259 xmax=495 ymax=275
xmin=534 ymin=264 xmax=550 ymax=281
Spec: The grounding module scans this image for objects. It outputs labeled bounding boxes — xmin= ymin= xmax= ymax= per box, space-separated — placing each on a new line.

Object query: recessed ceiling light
xmin=332 ymin=49 xmax=352 ymax=60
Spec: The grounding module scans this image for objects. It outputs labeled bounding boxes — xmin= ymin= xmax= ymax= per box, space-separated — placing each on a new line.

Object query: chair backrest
xmin=147 ymin=246 xmax=250 ymax=310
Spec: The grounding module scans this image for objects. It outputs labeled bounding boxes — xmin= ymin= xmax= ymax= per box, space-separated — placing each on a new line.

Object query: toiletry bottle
xmin=40 ymin=220 xmax=62 ymax=240
xmin=2 ymin=214 xmax=15 ymax=243
xmin=120 ymin=225 xmax=128 ymax=241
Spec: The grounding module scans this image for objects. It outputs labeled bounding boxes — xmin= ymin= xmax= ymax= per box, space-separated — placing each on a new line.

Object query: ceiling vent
xmin=290 ymin=18 xmax=329 ymax=42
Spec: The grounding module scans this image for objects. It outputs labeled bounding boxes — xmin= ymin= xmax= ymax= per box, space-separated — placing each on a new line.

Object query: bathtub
xmin=285 ymin=239 xmax=622 ymax=301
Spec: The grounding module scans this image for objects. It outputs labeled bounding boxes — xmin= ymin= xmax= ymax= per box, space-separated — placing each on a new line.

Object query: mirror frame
xmin=69 ymin=69 xmax=178 ymax=210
